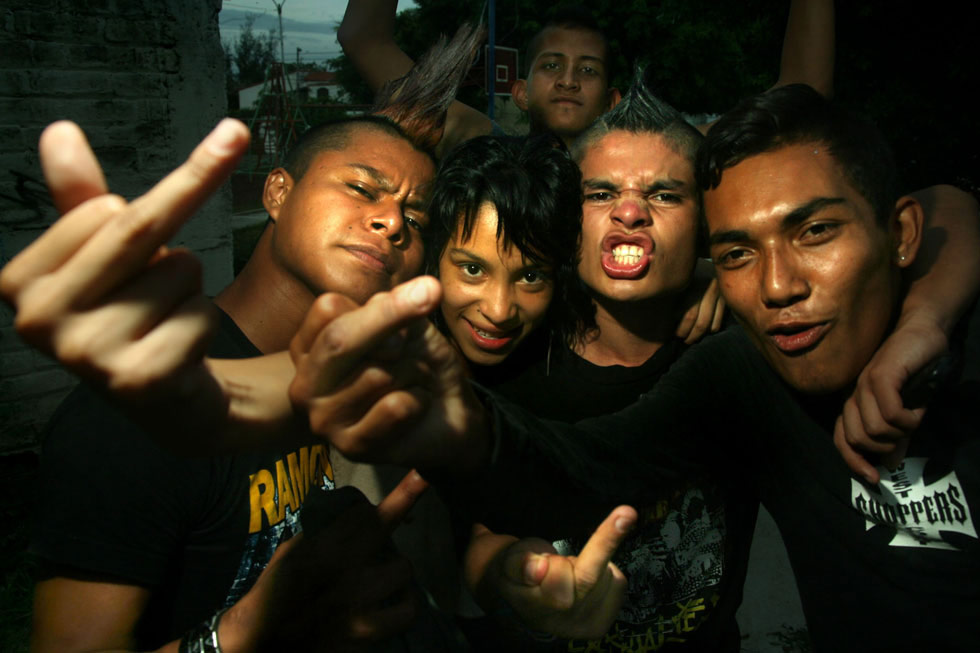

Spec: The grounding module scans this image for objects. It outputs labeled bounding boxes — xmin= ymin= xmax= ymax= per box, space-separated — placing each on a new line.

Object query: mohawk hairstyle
xmin=565 ymin=66 xmax=704 ymax=339
xmin=372 ymin=23 xmax=485 ymax=155
xmin=281 ymin=24 xmax=483 ymax=181
xmin=571 ymin=64 xmax=702 ymax=165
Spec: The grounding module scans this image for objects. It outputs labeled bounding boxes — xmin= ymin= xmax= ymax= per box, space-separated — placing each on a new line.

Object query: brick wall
xmin=0 ymin=0 xmax=230 ymax=454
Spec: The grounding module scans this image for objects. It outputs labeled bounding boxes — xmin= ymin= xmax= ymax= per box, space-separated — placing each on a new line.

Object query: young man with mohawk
xmin=282 ymin=85 xmax=980 ymax=652
xmin=337 ymin=1 xmax=835 ymax=152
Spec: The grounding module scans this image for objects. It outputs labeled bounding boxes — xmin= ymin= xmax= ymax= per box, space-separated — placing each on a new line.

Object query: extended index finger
xmin=573 ymin=506 xmax=637 ymax=591
xmin=53 ymin=119 xmax=250 ymax=308
xmin=302 ymin=276 xmax=443 ymax=393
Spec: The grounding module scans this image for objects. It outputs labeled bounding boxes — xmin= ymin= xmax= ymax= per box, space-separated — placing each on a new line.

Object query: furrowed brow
xmin=582 ymin=177 xmax=617 ymax=191
xmin=404 ymin=196 xmax=427 ymax=212
xmin=349 ymin=164 xmax=394 ymax=192
xmin=645 ymin=178 xmax=687 ymax=193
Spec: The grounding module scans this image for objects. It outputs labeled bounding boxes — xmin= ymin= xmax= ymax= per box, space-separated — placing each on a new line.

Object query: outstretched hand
xmin=0 ymin=119 xmax=249 ymax=404
xmin=488 ymin=506 xmax=637 ymax=641
xmin=288 ymin=276 xmax=491 ymax=471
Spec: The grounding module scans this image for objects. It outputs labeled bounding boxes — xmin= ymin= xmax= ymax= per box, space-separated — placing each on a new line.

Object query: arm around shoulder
xmin=902 ymin=185 xmax=980 ymax=334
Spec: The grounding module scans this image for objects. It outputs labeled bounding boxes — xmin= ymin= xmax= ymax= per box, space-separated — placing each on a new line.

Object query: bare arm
xmin=900 ymin=185 xmax=980 ymax=334
xmin=337 ymin=0 xmax=491 ymax=155
xmin=774 ymin=0 xmax=835 ymax=96
xmin=337 ymin=0 xmax=413 ymax=93
xmin=31 ymin=472 xmax=427 ymax=653
xmin=31 ymin=577 xmax=159 ymax=653
xmin=699 ymin=0 xmax=835 ymax=133
xmin=835 ymin=185 xmax=980 ymax=482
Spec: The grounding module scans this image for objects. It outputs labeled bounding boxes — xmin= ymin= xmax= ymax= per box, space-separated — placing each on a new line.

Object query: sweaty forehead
xmin=705 ymin=144 xmax=853 ymax=226
xmin=581 ymin=131 xmax=693 ymax=182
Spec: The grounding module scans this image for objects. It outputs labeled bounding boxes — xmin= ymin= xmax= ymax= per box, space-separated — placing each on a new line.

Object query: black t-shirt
xmin=32 ymin=309 xmax=336 ymax=648
xmin=469 ymin=339 xmax=756 ymax=653
xmin=478 ymin=303 xmax=980 ymax=652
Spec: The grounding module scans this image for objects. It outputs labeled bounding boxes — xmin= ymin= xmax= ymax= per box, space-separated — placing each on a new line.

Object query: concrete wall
xmin=0 ymin=0 xmax=231 ymax=454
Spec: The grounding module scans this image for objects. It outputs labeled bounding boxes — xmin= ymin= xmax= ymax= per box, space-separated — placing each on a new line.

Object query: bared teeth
xmin=612 ymin=244 xmax=644 ymax=265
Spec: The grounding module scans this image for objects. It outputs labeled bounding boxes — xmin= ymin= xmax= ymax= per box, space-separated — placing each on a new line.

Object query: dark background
xmin=333 ymin=0 xmax=977 ymax=196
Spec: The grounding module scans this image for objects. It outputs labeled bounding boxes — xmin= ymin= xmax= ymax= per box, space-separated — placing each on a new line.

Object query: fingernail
xmin=615 ymin=516 xmax=632 ymax=533
xmin=523 ymin=555 xmax=546 ymax=584
xmin=406 ymin=279 xmax=431 ymax=309
xmin=207 ymin=119 xmax=243 ymax=156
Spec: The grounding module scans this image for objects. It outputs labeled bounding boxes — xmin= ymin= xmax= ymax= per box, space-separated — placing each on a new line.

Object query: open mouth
xmin=612 ymin=244 xmax=644 ymax=266
xmin=600 ymin=238 xmax=653 ymax=279
xmin=767 ymin=322 xmax=829 ymax=354
xmin=464 ymin=319 xmax=521 ymax=351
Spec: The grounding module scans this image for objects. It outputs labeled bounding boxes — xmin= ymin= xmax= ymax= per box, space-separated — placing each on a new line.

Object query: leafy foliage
xmin=224 ymin=14 xmax=279 ymax=91
xmin=328 ymin=0 xmax=973 ymax=194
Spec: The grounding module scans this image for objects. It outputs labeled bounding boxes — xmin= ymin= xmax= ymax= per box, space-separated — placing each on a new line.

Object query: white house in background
xmin=238 ymin=70 xmax=349 ymax=109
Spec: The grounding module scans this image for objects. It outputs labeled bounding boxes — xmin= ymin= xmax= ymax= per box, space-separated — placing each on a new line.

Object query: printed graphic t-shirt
xmin=474 ymin=340 xmax=756 ymax=653
xmin=32 ymin=309 xmax=334 ymax=649
xmin=479 ymin=302 xmax=980 ymax=652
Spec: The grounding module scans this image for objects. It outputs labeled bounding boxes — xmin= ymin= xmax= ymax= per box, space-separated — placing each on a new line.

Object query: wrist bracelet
xmin=178 ymin=607 xmax=228 ymax=653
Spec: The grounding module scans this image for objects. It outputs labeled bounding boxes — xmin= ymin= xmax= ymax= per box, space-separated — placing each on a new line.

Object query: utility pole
xmin=487 ymin=0 xmax=495 ymax=120
xmin=272 ymin=0 xmax=287 ymax=68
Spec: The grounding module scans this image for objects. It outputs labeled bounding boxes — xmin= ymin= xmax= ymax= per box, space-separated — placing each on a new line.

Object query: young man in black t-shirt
xmin=471 ymin=86 xmax=980 ymax=650
xmin=25 ymin=118 xmax=434 ymax=653
xmin=281 ymin=85 xmax=980 ymax=651
xmin=466 ymin=78 xmax=753 ymax=652
xmin=5 ymin=29 xmax=483 ymax=651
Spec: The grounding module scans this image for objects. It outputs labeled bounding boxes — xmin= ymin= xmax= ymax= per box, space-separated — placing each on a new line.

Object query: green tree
xmin=224 ymin=14 xmax=279 ymax=90
xmin=327 ymin=1 xmax=975 ymax=193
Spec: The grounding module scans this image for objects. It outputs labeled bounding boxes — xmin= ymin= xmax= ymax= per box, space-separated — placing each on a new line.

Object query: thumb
xmin=572 ymin=506 xmax=636 ymax=591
